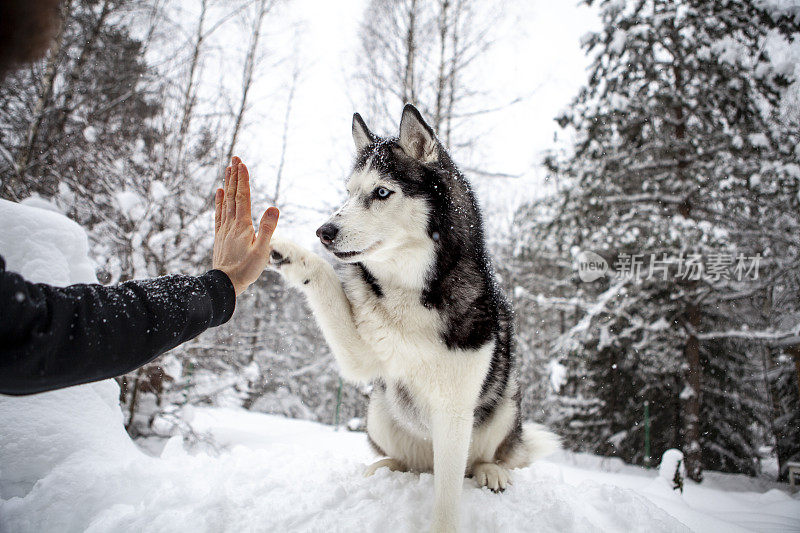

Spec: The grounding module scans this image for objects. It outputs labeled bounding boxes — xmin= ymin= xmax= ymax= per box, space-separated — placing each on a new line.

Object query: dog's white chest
xmin=343 ymin=274 xmax=443 ymax=367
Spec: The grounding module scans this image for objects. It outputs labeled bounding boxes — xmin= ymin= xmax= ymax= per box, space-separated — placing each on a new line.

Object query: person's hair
xmin=0 ymin=0 xmax=62 ymax=78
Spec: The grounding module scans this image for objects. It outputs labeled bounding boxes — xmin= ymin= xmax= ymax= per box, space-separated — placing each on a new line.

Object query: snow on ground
xmin=1 ymin=201 xmax=799 ymax=533
xmin=2 ymin=400 xmax=799 ymax=533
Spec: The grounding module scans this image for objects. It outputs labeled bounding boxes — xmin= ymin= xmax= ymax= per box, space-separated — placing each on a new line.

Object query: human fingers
xmin=214 ymin=188 xmax=224 ymax=233
xmin=226 ymin=158 xmax=239 ymax=218
xmin=255 ymin=207 xmax=280 ymax=253
xmin=235 ymin=161 xmax=252 ymax=223
xmin=221 ymin=166 xmax=231 ymax=223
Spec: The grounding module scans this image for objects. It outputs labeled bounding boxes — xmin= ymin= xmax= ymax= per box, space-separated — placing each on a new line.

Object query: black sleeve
xmin=0 ymin=256 xmax=236 ymax=396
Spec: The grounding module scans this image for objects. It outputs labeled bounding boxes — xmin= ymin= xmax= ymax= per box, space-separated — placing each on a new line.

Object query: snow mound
xmin=0 ymin=380 xmax=135 ymax=500
xmin=660 ymin=449 xmax=686 ymax=482
xmin=0 ymin=199 xmax=133 ymax=503
xmin=0 ymin=198 xmax=96 ymax=285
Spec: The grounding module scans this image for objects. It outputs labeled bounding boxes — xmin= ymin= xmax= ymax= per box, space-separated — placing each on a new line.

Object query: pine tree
xmin=767 ymin=346 xmax=800 ymax=481
xmin=700 ymin=339 xmax=767 ymax=476
xmin=536 ymin=0 xmax=800 ymax=480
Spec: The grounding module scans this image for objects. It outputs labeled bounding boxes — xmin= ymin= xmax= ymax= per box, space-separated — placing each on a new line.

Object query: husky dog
xmin=268 ymin=104 xmax=558 ymax=533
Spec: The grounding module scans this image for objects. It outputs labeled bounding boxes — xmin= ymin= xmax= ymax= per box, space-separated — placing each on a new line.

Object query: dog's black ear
xmin=352 ymin=113 xmax=375 ymax=151
xmin=398 ymin=104 xmax=438 ymax=162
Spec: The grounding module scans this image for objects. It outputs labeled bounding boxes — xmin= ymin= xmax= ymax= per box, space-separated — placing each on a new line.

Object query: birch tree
xmin=354 ymin=0 xmax=498 ymax=154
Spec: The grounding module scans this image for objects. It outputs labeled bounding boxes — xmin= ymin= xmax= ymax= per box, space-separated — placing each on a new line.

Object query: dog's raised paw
xmin=268 ymin=238 xmax=304 ymax=270
xmin=269 ymin=249 xmax=290 ymax=266
xmin=472 ymin=462 xmax=511 ymax=492
xmin=268 ymin=238 xmax=323 ymax=286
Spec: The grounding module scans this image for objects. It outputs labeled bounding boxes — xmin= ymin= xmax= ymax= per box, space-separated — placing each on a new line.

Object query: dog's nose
xmin=316 ymin=223 xmax=339 ymax=246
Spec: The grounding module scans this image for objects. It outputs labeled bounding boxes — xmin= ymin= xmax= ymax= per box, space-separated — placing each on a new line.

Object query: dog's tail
xmin=522 ymin=422 xmax=561 ymax=461
xmin=499 ymin=422 xmax=560 ymax=469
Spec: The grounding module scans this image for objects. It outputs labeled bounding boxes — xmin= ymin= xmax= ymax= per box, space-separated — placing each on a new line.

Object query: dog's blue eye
xmin=375 ymin=187 xmax=392 ymax=199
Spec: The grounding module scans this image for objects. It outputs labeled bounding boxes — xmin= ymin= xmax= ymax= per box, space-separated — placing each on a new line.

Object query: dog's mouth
xmin=332 ymin=250 xmax=362 ymax=259
xmin=331 ymin=241 xmax=382 ymax=260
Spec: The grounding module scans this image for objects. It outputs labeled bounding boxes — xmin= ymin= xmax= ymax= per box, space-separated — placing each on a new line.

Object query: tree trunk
xmin=273 ymin=63 xmax=299 ymax=206
xmin=789 ymin=344 xmax=800 ymax=402
xmin=125 ymin=367 xmax=144 ymax=434
xmin=433 ymin=0 xmax=450 ymax=132
xmin=444 ymin=0 xmax=462 ymax=147
xmin=164 ymin=0 xmax=208 ymax=184
xmin=52 ymin=0 xmax=112 ymax=137
xmin=669 ymin=15 xmax=704 ymax=481
xmin=402 ymin=0 xmax=417 ymax=105
xmin=682 ymin=304 xmax=703 ymax=482
xmin=225 ymin=0 xmax=272 ymax=164
xmin=14 ymin=0 xmax=72 ymax=187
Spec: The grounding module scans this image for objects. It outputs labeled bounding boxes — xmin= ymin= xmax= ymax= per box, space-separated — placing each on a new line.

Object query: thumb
xmin=256 ymin=207 xmax=280 ymax=252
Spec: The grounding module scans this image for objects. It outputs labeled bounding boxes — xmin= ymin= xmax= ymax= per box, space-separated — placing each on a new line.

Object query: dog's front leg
xmin=430 ymin=408 xmax=473 ymax=533
xmin=269 ymin=238 xmax=381 ymax=382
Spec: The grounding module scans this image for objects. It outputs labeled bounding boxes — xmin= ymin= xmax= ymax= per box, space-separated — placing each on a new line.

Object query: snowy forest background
xmin=1 ymin=0 xmax=799 ymax=485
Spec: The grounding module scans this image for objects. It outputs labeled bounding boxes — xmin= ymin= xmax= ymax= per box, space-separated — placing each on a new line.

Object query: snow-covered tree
xmin=354 ymin=0 xmax=504 ymax=163
xmin=0 ymin=0 xmax=219 ymax=284
xmin=0 ymin=0 xmax=329 ymax=437
xmin=521 ymin=0 xmax=800 ymax=480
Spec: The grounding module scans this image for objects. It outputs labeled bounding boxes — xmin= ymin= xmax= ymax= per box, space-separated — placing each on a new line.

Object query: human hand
xmin=213 ymin=156 xmax=279 ymax=296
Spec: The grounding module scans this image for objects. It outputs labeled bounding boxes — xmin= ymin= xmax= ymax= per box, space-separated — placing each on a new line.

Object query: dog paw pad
xmin=270 ymin=250 xmax=290 ymax=266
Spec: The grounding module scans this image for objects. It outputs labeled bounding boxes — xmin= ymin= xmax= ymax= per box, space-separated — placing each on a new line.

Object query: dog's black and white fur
xmin=268 ymin=104 xmax=558 ymax=533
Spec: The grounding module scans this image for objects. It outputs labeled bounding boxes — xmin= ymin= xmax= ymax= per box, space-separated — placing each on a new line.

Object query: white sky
xmin=229 ymin=0 xmax=600 ymax=246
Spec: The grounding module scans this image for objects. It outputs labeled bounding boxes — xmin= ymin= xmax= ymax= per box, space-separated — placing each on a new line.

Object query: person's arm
xmin=0 ymin=260 xmax=235 ymax=395
xmin=0 ymin=157 xmax=278 ymax=395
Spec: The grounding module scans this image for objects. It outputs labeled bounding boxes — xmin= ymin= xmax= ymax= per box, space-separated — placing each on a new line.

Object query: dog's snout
xmin=316 ymin=223 xmax=339 ymax=246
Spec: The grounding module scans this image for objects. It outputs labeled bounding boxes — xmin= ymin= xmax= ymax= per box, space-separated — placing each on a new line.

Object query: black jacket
xmin=0 ymin=255 xmax=236 ymax=395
